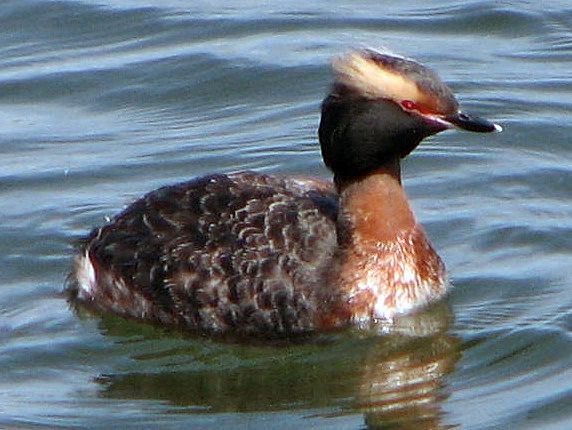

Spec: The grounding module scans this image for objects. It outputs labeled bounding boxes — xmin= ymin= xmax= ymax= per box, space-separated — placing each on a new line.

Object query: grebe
xmin=70 ymin=49 xmax=501 ymax=336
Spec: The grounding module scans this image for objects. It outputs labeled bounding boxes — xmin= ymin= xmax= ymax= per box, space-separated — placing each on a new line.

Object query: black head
xmin=319 ymin=49 xmax=501 ymax=180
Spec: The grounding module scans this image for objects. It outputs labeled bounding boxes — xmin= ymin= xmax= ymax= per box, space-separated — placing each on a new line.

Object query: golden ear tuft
xmin=332 ymin=51 xmax=424 ymax=104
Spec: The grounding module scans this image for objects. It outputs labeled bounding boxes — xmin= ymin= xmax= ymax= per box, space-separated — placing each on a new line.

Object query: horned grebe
xmin=70 ymin=49 xmax=501 ymax=336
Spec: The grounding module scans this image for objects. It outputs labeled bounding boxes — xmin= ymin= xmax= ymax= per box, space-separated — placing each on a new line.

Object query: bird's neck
xmin=318 ymin=159 xmax=446 ymax=327
xmin=336 ymin=159 xmax=416 ymax=245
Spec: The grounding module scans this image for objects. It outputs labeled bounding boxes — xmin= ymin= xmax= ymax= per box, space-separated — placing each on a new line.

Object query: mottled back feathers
xmin=72 ymin=172 xmax=339 ymax=335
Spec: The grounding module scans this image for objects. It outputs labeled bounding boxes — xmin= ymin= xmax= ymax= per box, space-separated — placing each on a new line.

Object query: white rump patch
xmin=74 ymin=252 xmax=97 ymax=299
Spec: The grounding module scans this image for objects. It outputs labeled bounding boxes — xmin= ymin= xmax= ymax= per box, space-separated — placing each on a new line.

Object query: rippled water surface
xmin=1 ymin=1 xmax=571 ymax=429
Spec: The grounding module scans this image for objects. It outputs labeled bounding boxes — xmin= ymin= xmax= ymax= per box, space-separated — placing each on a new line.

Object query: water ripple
xmin=1 ymin=1 xmax=571 ymax=429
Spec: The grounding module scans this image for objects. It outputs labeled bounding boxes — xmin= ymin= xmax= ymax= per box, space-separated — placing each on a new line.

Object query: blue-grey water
xmin=1 ymin=1 xmax=571 ymax=429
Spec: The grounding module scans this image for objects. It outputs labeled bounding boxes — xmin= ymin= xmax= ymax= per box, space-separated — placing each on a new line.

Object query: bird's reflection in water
xmin=93 ymin=302 xmax=460 ymax=429
xmin=356 ymin=321 xmax=460 ymax=429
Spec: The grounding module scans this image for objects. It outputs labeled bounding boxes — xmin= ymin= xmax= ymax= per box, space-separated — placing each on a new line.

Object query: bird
xmin=69 ymin=48 xmax=501 ymax=337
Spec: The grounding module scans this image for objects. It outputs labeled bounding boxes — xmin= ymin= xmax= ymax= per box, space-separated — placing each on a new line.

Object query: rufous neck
xmin=336 ymin=160 xmax=417 ymax=244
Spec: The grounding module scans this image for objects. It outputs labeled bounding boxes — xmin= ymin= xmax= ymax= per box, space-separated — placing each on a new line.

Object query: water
xmin=1 ymin=1 xmax=571 ymax=429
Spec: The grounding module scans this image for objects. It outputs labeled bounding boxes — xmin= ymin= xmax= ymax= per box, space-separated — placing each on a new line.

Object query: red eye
xmin=401 ymin=100 xmax=418 ymax=110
